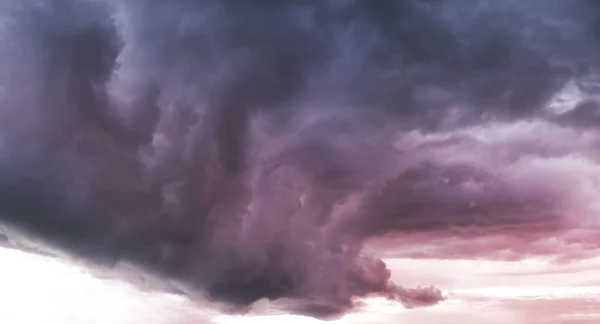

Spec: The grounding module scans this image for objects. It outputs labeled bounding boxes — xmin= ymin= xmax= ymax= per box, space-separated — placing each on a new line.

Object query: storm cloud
xmin=0 ymin=0 xmax=599 ymax=318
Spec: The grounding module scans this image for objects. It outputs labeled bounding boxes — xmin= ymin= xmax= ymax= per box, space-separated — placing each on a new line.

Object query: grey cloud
xmin=359 ymin=162 xmax=562 ymax=236
xmin=0 ymin=0 xmax=599 ymax=319
xmin=557 ymin=100 xmax=600 ymax=128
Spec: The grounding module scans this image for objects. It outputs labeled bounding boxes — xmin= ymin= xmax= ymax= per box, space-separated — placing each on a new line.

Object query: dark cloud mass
xmin=1 ymin=0 xmax=600 ymax=318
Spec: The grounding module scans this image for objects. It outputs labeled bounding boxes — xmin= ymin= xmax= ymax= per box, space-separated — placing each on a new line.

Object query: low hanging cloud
xmin=0 ymin=0 xmax=600 ymax=319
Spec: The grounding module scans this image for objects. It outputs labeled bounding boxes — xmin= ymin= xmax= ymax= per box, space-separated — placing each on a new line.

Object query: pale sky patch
xmin=2 ymin=248 xmax=600 ymax=324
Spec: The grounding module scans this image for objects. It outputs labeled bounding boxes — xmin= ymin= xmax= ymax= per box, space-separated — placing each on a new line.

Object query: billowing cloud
xmin=0 ymin=0 xmax=599 ymax=318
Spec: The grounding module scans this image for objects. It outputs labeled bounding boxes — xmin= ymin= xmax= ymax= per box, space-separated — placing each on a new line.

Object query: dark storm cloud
xmin=359 ymin=162 xmax=562 ymax=235
xmin=0 ymin=0 xmax=599 ymax=318
xmin=557 ymin=100 xmax=600 ymax=128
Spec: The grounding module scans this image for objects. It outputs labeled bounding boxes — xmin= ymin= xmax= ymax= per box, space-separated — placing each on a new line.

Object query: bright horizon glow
xmin=2 ymin=246 xmax=600 ymax=324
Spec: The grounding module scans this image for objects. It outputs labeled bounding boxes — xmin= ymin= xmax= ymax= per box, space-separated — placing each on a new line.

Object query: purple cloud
xmin=0 ymin=0 xmax=599 ymax=318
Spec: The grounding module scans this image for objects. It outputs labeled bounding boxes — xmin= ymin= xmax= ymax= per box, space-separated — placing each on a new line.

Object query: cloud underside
xmin=0 ymin=0 xmax=600 ymax=318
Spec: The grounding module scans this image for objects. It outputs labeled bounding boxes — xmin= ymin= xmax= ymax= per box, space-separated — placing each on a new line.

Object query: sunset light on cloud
xmin=2 ymin=0 xmax=600 ymax=323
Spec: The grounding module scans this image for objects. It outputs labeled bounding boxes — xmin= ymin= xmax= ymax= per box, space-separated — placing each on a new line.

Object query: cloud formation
xmin=0 ymin=0 xmax=599 ymax=318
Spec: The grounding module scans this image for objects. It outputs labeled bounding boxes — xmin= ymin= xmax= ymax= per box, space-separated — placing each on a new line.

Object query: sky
xmin=2 ymin=243 xmax=600 ymax=323
xmin=1 ymin=0 xmax=600 ymax=323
